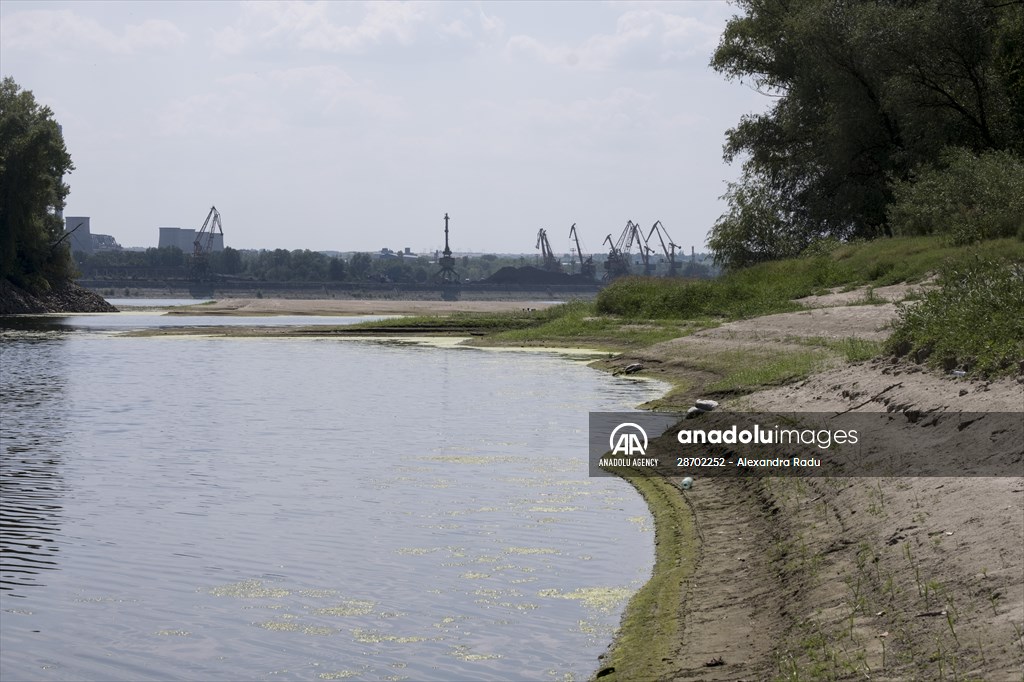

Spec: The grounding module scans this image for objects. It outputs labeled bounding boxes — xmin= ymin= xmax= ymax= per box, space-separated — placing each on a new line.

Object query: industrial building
xmin=63 ymin=216 xmax=92 ymax=253
xmin=158 ymin=227 xmax=224 ymax=254
xmin=63 ymin=217 xmax=122 ymax=254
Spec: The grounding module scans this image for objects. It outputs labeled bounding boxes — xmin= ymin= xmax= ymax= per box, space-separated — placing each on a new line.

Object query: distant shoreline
xmin=79 ymin=280 xmax=603 ymax=302
xmin=159 ymin=297 xmax=566 ymax=316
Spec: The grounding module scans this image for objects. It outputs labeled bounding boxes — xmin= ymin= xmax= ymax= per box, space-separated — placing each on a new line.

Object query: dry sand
xmin=598 ymin=287 xmax=1023 ymax=680
xmin=166 ymin=298 xmax=561 ymax=316
xmin=641 ymin=367 xmax=1022 ymax=680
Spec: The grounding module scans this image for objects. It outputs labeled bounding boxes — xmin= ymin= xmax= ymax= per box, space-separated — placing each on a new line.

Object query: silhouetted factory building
xmin=158 ymin=227 xmax=223 ymax=253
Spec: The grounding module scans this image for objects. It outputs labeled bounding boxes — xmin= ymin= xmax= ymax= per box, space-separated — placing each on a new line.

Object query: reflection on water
xmin=0 ymin=336 xmax=68 ymax=594
xmin=1 ymin=312 xmax=394 ymax=332
xmin=104 ymin=298 xmax=212 ymax=307
xmin=0 ymin=318 xmax=664 ymax=681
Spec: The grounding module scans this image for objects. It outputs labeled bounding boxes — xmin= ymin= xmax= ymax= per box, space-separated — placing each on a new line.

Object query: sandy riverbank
xmin=165 ymin=298 xmax=562 ymax=316
xmin=592 ymin=291 xmax=1023 ymax=681
xmin=605 ymin=368 xmax=1023 ymax=681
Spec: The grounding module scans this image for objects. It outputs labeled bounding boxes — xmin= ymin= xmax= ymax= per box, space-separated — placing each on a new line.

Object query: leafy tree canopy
xmin=0 ymin=77 xmax=76 ymax=291
xmin=709 ymin=0 xmax=1024 ymax=268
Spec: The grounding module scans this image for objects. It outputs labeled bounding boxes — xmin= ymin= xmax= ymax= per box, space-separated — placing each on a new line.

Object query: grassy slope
xmin=593 ymin=236 xmax=1023 ymax=321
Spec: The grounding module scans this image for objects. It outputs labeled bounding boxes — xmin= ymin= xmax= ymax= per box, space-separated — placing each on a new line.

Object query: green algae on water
xmin=209 ymin=579 xmax=289 ymax=599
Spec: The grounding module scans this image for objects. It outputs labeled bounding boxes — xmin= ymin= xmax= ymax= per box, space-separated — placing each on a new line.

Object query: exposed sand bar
xmin=166 ymin=298 xmax=562 ymax=316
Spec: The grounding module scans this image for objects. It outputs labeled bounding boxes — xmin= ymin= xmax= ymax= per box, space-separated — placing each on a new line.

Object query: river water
xmin=0 ymin=313 xmax=663 ymax=681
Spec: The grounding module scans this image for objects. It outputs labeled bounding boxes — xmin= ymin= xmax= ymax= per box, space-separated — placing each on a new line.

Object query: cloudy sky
xmin=1 ymin=1 xmax=766 ymax=255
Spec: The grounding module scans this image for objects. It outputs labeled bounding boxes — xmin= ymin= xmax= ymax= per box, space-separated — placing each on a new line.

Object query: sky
xmin=0 ymin=1 xmax=767 ymax=255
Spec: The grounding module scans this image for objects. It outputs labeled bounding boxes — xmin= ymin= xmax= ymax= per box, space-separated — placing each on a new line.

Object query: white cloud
xmin=451 ymin=86 xmax=701 ymax=165
xmin=300 ymin=1 xmax=429 ymax=52
xmin=477 ymin=6 xmax=504 ymax=42
xmin=0 ymin=9 xmax=185 ymax=54
xmin=506 ymin=7 xmax=721 ymax=70
xmin=211 ymin=0 xmax=454 ymax=55
xmin=157 ymin=64 xmax=401 ymax=138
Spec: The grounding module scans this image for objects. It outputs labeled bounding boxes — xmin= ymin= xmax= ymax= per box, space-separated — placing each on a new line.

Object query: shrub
xmin=888 ymin=148 xmax=1024 ymax=245
xmin=886 ymin=257 xmax=1024 ymax=376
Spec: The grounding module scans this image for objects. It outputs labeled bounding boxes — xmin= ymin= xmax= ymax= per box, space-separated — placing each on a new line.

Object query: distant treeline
xmin=75 ymin=247 xmax=714 ymax=283
xmin=77 ymin=248 xmax=561 ymax=283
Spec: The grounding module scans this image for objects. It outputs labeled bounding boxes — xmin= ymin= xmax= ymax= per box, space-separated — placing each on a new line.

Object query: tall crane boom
xmin=190 ymin=205 xmax=223 ymax=281
xmin=568 ymin=223 xmax=595 ymax=279
xmin=647 ymin=220 xmax=681 ymax=276
xmin=534 ymin=228 xmax=562 ymax=272
xmin=194 ymin=206 xmax=223 ymax=260
xmin=603 ymin=222 xmax=635 ymax=280
xmin=623 ymin=220 xmax=654 ymax=275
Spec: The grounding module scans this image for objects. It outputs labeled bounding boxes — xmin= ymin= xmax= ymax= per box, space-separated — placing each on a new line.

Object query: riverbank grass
xmin=595 ymin=471 xmax=698 ymax=682
xmin=887 ymin=257 xmax=1024 ymax=376
xmin=595 ymin=236 xmax=1023 ymax=321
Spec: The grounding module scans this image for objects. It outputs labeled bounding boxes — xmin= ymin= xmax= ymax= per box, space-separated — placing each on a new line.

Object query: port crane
xmin=191 ymin=206 xmax=223 ymax=279
xmin=607 ymin=220 xmax=654 ymax=277
xmin=625 ymin=220 xmax=655 ymax=276
xmin=647 ymin=220 xmax=682 ymax=277
xmin=603 ymin=220 xmax=638 ymax=280
xmin=535 ymin=228 xmax=562 ymax=273
xmin=568 ymin=223 xmax=595 ymax=279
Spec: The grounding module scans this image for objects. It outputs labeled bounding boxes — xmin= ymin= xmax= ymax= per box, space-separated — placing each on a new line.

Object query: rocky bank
xmin=0 ymin=279 xmax=118 ymax=315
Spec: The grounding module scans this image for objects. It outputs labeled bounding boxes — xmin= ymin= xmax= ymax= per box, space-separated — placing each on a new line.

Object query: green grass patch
xmin=478 ymin=300 xmax=717 ymax=350
xmin=344 ymin=309 xmax=551 ymax=333
xmin=887 ymin=257 xmax=1024 ymax=376
xmin=801 ymin=337 xmax=885 ymax=363
xmin=697 ymin=348 xmax=833 ymax=394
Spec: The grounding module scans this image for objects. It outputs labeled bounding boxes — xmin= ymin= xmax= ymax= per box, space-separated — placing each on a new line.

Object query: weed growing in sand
xmin=795 ymin=336 xmax=884 ymax=363
xmin=945 ymin=607 xmax=960 ymax=646
xmin=847 ymin=286 xmax=885 ymax=306
xmin=987 ymin=590 xmax=1000 ymax=616
xmin=904 ymin=543 xmax=927 ymax=601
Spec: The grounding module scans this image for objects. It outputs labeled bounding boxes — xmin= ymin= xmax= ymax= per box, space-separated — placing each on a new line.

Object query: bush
xmin=888 ymin=148 xmax=1024 ymax=245
xmin=886 ymin=257 xmax=1024 ymax=376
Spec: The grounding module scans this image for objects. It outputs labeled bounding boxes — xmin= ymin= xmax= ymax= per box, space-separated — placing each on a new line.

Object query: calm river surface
xmin=0 ymin=313 xmax=663 ymax=681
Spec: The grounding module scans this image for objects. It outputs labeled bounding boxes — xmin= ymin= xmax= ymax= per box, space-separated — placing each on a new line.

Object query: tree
xmin=0 ymin=77 xmax=75 ymax=291
xmin=327 ymin=257 xmax=346 ymax=281
xmin=348 ymin=252 xmax=372 ymax=280
xmin=709 ymin=0 xmax=1024 ymax=268
xmin=707 ymin=174 xmax=807 ymax=268
xmin=218 ymin=246 xmax=242 ymax=274
xmin=146 ymin=246 xmax=185 ymax=267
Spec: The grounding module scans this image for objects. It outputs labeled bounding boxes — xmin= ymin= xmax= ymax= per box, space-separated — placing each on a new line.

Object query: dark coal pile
xmin=484 ymin=266 xmax=594 ymax=285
